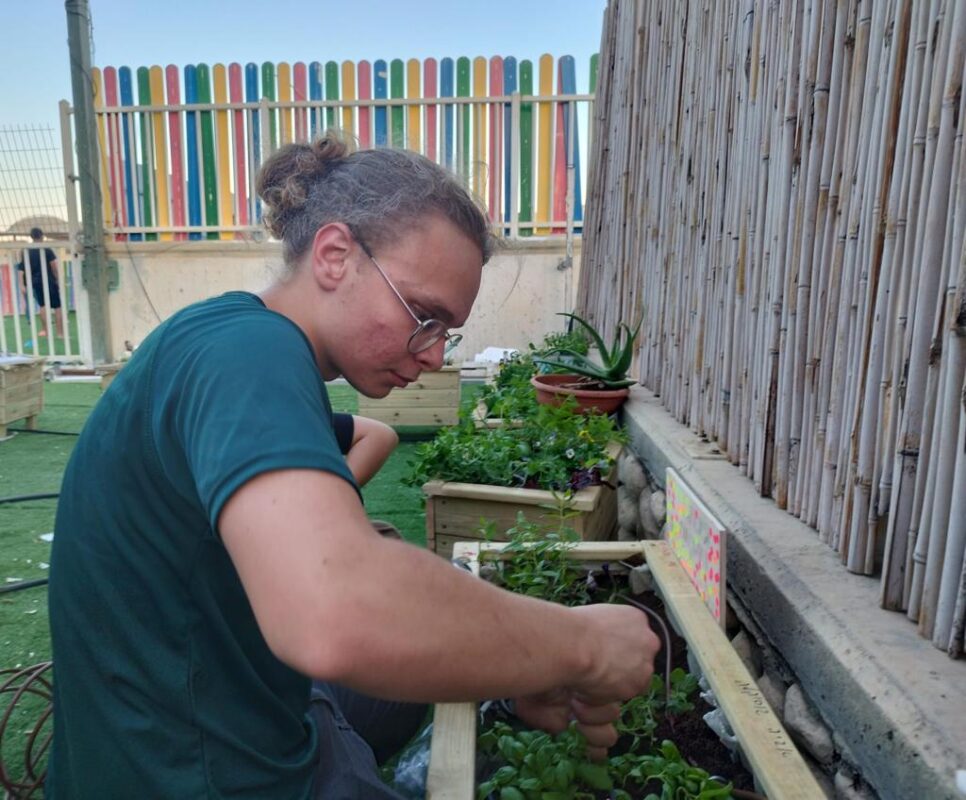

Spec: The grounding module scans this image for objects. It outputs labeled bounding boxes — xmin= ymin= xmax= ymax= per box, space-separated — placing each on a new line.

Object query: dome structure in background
xmin=3 ymin=215 xmax=70 ymax=240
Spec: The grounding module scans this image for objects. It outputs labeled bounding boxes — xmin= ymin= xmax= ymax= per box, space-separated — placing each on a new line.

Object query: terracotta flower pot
xmin=530 ymin=373 xmax=630 ymax=415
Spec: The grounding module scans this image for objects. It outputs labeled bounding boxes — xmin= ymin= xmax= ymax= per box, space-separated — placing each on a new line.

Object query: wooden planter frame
xmin=0 ymin=357 xmax=44 ymax=439
xmin=357 ymin=365 xmax=461 ymax=427
xmin=423 ymin=443 xmax=621 ymax=559
xmin=426 ymin=540 xmax=824 ymax=800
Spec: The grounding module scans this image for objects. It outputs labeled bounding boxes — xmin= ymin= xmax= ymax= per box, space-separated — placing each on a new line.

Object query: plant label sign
xmin=664 ymin=468 xmax=727 ymax=628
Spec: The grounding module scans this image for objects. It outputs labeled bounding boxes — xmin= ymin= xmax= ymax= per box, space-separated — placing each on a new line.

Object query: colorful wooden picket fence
xmin=91 ymin=55 xmax=594 ymax=241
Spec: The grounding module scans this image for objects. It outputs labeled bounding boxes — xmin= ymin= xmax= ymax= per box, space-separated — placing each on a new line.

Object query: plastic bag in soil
xmin=389 ymin=722 xmax=433 ymax=799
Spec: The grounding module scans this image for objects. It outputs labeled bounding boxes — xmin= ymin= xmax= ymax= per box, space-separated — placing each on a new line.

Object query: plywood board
xmin=665 ymin=468 xmax=727 ymax=627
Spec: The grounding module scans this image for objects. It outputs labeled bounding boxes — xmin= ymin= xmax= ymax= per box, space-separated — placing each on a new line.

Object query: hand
xmin=514 ymin=690 xmax=621 ymax=761
xmin=568 ymin=603 xmax=662 ymax=704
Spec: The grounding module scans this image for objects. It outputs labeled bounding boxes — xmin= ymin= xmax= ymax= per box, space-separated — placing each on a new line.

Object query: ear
xmin=308 ymin=222 xmax=356 ymax=290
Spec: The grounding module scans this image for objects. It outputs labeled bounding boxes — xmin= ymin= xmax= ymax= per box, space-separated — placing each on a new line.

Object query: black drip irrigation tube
xmin=5 ymin=428 xmax=80 ymax=437
xmin=0 ymin=493 xmax=58 ymax=594
xmin=0 ymin=578 xmax=48 ymax=595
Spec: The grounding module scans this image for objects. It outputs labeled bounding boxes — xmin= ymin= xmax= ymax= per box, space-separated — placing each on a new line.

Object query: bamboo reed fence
xmin=579 ymin=0 xmax=966 ymax=658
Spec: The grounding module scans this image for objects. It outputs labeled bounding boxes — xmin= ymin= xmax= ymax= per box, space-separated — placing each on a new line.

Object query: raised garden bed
xmin=358 ymin=365 xmax=461 ymax=427
xmin=423 ymin=441 xmax=621 ymax=559
xmin=0 ymin=356 xmax=44 ymax=439
xmin=425 ymin=540 xmax=824 ymax=800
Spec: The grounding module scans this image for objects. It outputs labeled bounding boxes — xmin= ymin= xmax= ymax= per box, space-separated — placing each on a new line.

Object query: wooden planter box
xmin=423 ymin=443 xmax=621 ymax=559
xmin=94 ymin=362 xmax=125 ymax=390
xmin=357 ymin=366 xmax=460 ymax=427
xmin=0 ymin=357 xmax=44 ymax=439
xmin=426 ymin=540 xmax=824 ymax=800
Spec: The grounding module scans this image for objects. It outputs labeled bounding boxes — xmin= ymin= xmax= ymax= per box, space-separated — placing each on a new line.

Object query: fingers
xmin=579 ymin=722 xmax=619 ymax=762
xmin=570 ymin=697 xmax=621 ymax=725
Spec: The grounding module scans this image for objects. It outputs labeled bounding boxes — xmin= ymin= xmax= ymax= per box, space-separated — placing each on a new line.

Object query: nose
xmin=414 ymin=337 xmax=447 ymax=372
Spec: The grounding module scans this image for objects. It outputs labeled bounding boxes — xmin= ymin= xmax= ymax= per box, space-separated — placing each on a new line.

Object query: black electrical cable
xmin=0 ymin=578 xmax=48 ymax=595
xmin=0 ymin=493 xmax=59 ymax=506
xmin=7 ymin=428 xmax=80 ymax=437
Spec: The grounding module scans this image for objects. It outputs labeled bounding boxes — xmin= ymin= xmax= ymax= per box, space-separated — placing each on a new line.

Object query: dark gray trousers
xmin=309 ymin=681 xmax=427 ymax=799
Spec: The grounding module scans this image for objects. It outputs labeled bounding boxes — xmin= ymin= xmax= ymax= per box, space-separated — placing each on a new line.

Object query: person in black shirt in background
xmin=17 ymin=227 xmax=65 ymax=339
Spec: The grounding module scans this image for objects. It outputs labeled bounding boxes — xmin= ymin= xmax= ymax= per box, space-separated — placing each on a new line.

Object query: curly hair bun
xmin=256 ymin=133 xmax=354 ymax=240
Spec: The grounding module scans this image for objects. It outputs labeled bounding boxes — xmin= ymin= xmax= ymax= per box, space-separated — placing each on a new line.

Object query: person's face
xmin=333 ymin=214 xmax=483 ymax=398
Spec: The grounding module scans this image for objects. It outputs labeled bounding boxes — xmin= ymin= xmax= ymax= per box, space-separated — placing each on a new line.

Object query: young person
xmin=17 ymin=227 xmax=65 ymax=339
xmin=47 ymin=135 xmax=660 ymax=798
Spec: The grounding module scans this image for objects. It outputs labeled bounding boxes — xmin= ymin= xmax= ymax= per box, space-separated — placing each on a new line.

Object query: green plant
xmin=408 ymin=395 xmax=624 ymax=491
xmin=616 ymin=668 xmax=700 ymax=751
xmin=481 ymin=504 xmax=593 ymax=607
xmin=609 ymin=740 xmax=733 ymax=800
xmin=477 ymin=721 xmax=610 ymax=800
xmin=534 ymin=312 xmax=643 ymax=390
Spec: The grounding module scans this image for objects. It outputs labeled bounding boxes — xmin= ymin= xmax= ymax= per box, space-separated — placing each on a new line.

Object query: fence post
xmin=65 ymin=0 xmax=113 ymax=363
xmin=510 ymin=92 xmax=521 ymax=240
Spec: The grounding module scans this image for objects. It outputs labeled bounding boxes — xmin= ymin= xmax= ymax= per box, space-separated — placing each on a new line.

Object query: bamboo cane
xmin=882 ymin=0 xmax=957 ymax=609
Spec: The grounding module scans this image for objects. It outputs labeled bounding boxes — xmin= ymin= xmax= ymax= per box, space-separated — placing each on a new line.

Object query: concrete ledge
xmin=623 ymin=387 xmax=966 ymax=800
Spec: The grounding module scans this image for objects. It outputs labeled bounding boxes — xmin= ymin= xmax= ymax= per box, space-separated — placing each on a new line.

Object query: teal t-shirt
xmin=47 ymin=292 xmax=357 ymax=798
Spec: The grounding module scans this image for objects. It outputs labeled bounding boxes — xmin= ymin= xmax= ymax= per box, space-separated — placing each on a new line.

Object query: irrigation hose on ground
xmin=0 ymin=493 xmax=58 ymax=594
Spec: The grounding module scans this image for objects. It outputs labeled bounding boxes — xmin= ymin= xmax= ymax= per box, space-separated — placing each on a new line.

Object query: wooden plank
xmin=195 ymin=64 xmax=219 ymax=240
xmin=1 ymin=397 xmax=44 ymax=426
xmin=149 ymin=66 xmax=172 ymax=241
xmin=212 ymin=63 xmax=232 ymax=240
xmin=425 ymin=481 xmax=598 ymax=512
xmin=0 ymin=382 xmax=44 ymax=407
xmin=324 ymin=60 xmax=339 ymax=131
xmin=166 ymin=65 xmax=186 ymax=241
xmin=425 ymin=702 xmax=477 ymax=800
xmin=359 ymin=390 xmax=459 ymax=409
xmin=183 ymin=64 xmax=202 ymax=240
xmin=356 ymin=408 xmax=457 ymax=426
xmin=643 ymin=541 xmax=824 ymax=799
xmin=390 ymin=59 xmax=405 ymax=148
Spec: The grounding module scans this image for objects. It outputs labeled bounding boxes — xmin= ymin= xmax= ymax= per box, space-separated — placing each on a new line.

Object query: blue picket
xmin=503 ymin=56 xmax=517 ymax=230
xmin=558 ymin=56 xmax=582 ymax=226
xmin=309 ymin=61 xmax=323 ymax=138
xmin=440 ymin=57 xmax=454 ymax=170
xmin=118 ymin=67 xmax=141 ymax=241
xmin=184 ymin=64 xmax=202 ymax=240
xmin=373 ymin=59 xmax=388 ymax=147
xmin=244 ymin=63 xmax=261 ymax=223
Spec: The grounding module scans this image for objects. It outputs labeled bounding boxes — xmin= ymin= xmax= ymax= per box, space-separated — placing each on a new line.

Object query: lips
xmin=391 ymin=371 xmax=416 ymax=387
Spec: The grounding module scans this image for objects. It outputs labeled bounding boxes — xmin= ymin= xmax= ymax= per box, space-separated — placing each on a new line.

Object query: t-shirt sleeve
xmin=155 ymin=313 xmax=358 ymax=533
xmin=332 ymin=413 xmax=354 ymax=454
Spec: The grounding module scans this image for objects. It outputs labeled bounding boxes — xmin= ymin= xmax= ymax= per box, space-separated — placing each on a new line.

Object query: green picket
xmin=456 ymin=56 xmax=470 ymax=183
xmin=196 ymin=64 xmax=219 ymax=239
xmin=325 ymin=61 xmax=339 ymax=129
xmin=518 ymin=59 xmax=533 ymax=236
xmin=390 ymin=59 xmax=404 ymax=148
xmin=261 ymin=62 xmax=277 ymax=149
xmin=136 ymin=67 xmax=156 ymax=241
xmin=590 ymin=53 xmax=599 ymax=93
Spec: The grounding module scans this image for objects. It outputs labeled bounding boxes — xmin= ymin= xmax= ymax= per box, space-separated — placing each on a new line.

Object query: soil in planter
xmin=628 ymin=590 xmax=755 ymax=793
xmin=476 ymin=567 xmax=756 ymax=798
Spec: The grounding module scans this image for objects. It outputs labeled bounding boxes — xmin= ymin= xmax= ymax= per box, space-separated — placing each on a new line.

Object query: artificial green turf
xmin=2 ymin=310 xmax=82 ymax=358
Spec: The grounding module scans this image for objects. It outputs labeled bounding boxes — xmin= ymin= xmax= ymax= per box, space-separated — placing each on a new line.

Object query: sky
xmin=4 ymin=0 xmax=608 ymax=131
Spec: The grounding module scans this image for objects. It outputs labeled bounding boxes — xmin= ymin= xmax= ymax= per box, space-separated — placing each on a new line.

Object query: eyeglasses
xmin=354 ymin=236 xmax=463 ymax=355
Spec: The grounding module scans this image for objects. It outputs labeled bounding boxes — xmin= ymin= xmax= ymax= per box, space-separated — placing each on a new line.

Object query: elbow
xmin=262 ymin=609 xmax=371 ymax=683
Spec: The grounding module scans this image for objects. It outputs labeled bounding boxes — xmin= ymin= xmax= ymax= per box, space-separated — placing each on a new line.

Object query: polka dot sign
xmin=665 ymin=468 xmax=727 ymax=628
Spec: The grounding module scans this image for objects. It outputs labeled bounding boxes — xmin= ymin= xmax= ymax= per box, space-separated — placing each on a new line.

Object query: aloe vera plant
xmin=534 ymin=312 xmax=643 ymax=390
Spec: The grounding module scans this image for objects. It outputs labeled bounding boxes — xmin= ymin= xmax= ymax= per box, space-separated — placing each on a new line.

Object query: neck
xmin=259 ymin=270 xmax=340 ymax=381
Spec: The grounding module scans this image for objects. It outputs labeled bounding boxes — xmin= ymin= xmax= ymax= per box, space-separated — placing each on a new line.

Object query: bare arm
xmin=344 ymin=416 xmax=398 ymax=486
xmin=219 ymin=468 xmax=659 ymax=705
